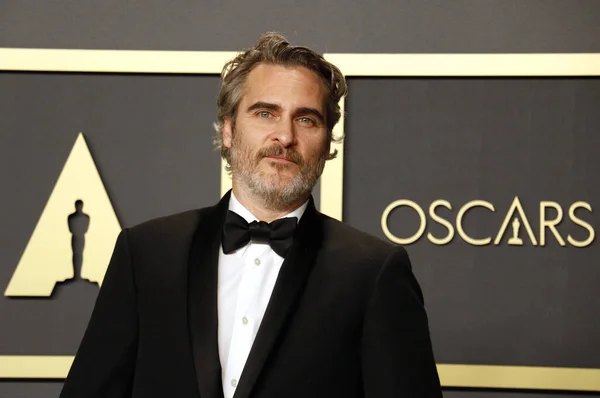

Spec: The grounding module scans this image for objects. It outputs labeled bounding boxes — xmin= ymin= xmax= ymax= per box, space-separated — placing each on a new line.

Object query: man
xmin=60 ymin=32 xmax=442 ymax=398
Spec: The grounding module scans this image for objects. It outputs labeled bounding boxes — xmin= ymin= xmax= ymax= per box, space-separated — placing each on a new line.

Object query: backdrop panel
xmin=344 ymin=77 xmax=600 ymax=368
xmin=0 ymin=72 xmax=221 ymax=354
xmin=2 ymin=0 xmax=600 ymax=53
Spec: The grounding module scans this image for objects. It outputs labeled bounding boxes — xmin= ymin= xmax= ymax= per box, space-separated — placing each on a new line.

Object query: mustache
xmin=256 ymin=145 xmax=304 ymax=165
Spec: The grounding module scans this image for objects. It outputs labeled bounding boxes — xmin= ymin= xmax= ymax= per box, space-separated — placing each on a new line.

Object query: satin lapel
xmin=188 ymin=191 xmax=231 ymax=398
xmin=232 ymin=198 xmax=323 ymax=398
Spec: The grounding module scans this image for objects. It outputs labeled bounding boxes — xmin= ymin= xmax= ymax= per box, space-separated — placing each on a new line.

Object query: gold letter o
xmin=381 ymin=200 xmax=426 ymax=245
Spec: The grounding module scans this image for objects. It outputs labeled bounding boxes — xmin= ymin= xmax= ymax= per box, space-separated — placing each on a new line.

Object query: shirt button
xmin=231 ymin=379 xmax=237 ymax=387
xmin=254 ymin=258 xmax=261 ymax=266
xmin=242 ymin=317 xmax=248 ymax=325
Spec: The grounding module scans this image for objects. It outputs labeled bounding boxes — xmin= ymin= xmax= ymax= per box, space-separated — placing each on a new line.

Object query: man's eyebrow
xmin=246 ymin=102 xmax=282 ymax=112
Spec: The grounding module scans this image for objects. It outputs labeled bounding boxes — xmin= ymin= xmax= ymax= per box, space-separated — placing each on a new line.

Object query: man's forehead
xmin=241 ymin=64 xmax=327 ymax=109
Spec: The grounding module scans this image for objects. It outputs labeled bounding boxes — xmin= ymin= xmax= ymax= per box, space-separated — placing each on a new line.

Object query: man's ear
xmin=223 ymin=118 xmax=233 ymax=148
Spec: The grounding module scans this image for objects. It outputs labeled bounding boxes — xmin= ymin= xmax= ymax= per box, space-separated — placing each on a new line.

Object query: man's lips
xmin=265 ymin=155 xmax=295 ymax=163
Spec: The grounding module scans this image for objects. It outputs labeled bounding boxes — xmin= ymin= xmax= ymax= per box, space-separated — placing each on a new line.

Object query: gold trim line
xmin=1 ymin=357 xmax=600 ymax=391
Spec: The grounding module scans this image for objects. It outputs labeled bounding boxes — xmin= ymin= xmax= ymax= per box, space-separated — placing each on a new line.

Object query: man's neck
xmin=231 ymin=184 xmax=308 ymax=223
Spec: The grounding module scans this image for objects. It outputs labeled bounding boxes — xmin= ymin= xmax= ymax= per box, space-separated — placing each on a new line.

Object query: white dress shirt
xmin=217 ymin=192 xmax=308 ymax=398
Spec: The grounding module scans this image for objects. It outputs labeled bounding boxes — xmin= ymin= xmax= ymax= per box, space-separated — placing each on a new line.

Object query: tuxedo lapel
xmin=232 ymin=198 xmax=323 ymax=398
xmin=188 ymin=192 xmax=231 ymax=398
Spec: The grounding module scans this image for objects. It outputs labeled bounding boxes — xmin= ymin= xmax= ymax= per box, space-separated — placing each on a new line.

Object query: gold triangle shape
xmin=5 ymin=133 xmax=121 ymax=297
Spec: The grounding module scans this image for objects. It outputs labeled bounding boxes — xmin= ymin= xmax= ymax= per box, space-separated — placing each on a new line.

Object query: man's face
xmin=223 ymin=63 xmax=330 ymax=210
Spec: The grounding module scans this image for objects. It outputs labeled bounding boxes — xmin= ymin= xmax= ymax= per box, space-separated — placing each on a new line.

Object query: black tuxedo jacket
xmin=60 ymin=191 xmax=442 ymax=398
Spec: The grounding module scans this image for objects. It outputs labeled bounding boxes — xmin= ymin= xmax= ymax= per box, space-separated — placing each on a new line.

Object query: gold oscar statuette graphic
xmin=4 ymin=133 xmax=121 ymax=297
xmin=495 ymin=196 xmax=538 ymax=246
xmin=508 ymin=218 xmax=524 ymax=246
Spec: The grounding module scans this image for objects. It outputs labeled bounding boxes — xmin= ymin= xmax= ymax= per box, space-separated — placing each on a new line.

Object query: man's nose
xmin=273 ymin=118 xmax=296 ymax=147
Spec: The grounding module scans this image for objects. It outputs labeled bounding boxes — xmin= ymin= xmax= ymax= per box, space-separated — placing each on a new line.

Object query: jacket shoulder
xmin=123 ymin=205 xmax=215 ymax=250
xmin=317 ymin=214 xmax=415 ymax=300
xmin=319 ymin=213 xmax=402 ymax=261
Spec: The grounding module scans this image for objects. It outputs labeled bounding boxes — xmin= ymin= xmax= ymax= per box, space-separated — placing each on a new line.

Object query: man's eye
xmin=298 ymin=117 xmax=315 ymax=125
xmin=258 ymin=111 xmax=272 ymax=118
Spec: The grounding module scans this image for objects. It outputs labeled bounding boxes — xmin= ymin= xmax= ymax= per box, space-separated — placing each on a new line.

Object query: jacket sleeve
xmin=361 ymin=246 xmax=442 ymax=397
xmin=60 ymin=229 xmax=138 ymax=398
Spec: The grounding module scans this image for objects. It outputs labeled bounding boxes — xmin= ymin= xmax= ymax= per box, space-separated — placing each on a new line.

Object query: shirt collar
xmin=229 ymin=191 xmax=308 ymax=224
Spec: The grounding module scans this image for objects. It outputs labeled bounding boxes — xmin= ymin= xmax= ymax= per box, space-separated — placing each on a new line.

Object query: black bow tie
xmin=222 ymin=210 xmax=298 ymax=257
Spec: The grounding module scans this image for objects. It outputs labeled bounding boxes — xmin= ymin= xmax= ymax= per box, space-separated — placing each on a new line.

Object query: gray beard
xmin=231 ymin=149 xmax=326 ymax=212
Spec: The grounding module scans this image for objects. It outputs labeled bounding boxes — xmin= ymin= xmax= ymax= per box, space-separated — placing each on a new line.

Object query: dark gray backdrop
xmin=345 ymin=77 xmax=600 ymax=368
xmin=2 ymin=1 xmax=600 ymax=397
